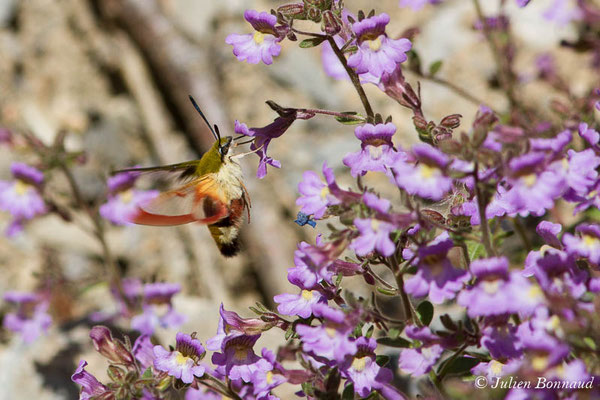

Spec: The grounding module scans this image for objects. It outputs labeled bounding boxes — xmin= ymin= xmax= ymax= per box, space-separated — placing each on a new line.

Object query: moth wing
xmin=132 ymin=177 xmax=229 ymax=226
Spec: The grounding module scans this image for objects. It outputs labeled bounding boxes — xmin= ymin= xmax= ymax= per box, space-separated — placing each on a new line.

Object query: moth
xmin=113 ymin=96 xmax=252 ymax=257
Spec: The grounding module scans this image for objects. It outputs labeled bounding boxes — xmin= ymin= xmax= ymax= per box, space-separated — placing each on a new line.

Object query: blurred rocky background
xmin=0 ymin=0 xmax=592 ymax=398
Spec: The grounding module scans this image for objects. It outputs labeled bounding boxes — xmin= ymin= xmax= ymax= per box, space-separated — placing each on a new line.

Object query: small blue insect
xmin=294 ymin=211 xmax=316 ymax=228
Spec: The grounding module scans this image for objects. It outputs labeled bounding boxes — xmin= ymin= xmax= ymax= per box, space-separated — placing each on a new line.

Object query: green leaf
xmin=141 ymin=367 xmax=153 ymax=379
xmin=377 ymin=336 xmax=411 ymax=348
xmin=335 ymin=112 xmax=364 ymax=125
xmin=440 ymin=356 xmax=480 ymax=376
xmin=375 ymin=355 xmax=391 ymax=367
xmin=416 ymin=300 xmax=434 ymax=326
xmin=365 ymin=324 xmax=375 ymax=338
xmin=299 ymin=37 xmax=327 ymax=48
xmin=466 ymin=240 xmax=485 ymax=261
xmin=429 ymin=60 xmax=443 ymax=76
xmin=342 ymin=383 xmax=355 ymax=400
xmin=376 ymin=286 xmax=397 ymax=296
xmin=584 ymin=337 xmax=597 ymax=350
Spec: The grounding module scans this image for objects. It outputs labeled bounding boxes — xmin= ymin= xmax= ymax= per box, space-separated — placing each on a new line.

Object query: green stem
xmin=512 ymin=217 xmax=532 ymax=252
xmin=473 ymin=162 xmax=496 ymax=257
xmin=297 ymin=107 xmax=366 ymax=121
xmin=437 ymin=343 xmax=469 ymax=381
xmin=326 ymin=36 xmax=375 ymax=119
xmin=472 ymin=0 xmax=517 ymax=108
xmin=389 ymin=257 xmax=422 ymax=327
xmin=421 ymin=73 xmax=499 ymax=114
xmin=60 ymin=164 xmax=125 ymax=299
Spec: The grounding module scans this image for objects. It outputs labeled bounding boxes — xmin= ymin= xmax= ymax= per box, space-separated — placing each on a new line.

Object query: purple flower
xmin=503 ymin=153 xmax=564 ymax=216
xmin=234 ymin=114 xmax=296 ymax=179
xmin=516 ymin=0 xmax=532 ymax=6
xmin=286 ymin=240 xmax=337 ymax=289
xmin=0 ymin=163 xmax=46 ymax=235
xmin=131 ymin=282 xmax=186 ymax=335
xmin=133 ymin=335 xmax=155 ymax=370
xmin=530 ymin=129 xmax=571 ymax=153
xmin=100 ymin=170 xmax=158 ymax=226
xmin=343 ymin=123 xmax=404 ymax=177
xmin=211 ymin=334 xmax=262 ymax=382
xmin=348 ymin=13 xmax=412 ymax=78
xmin=563 ymin=224 xmax=600 ymax=265
xmin=273 ymin=289 xmax=325 ymax=319
xmin=481 ymin=324 xmax=523 ymax=359
xmin=543 ymin=0 xmax=582 ymax=26
xmin=350 ymin=217 xmax=397 ymax=257
xmin=561 ymin=149 xmax=600 ymax=195
xmin=524 ymin=247 xmax=586 ymax=299
xmin=153 ymin=332 xmax=206 ymax=384
xmin=579 ymin=122 xmax=599 ymax=147
xmin=296 ymin=304 xmax=357 ymax=364
xmin=296 ymin=162 xmax=342 ymax=219
xmin=3 ymin=291 xmax=52 ymax=343
xmin=404 ymin=233 xmax=469 ymax=303
xmin=225 ymin=10 xmax=282 ymax=65
xmin=457 ymin=257 xmax=545 ymax=317
xmin=392 ymin=144 xmax=452 ymax=201
xmin=398 ymin=344 xmax=444 ymax=376
xmin=185 ymin=387 xmax=222 ymax=400
xmin=71 ymin=360 xmax=110 ymax=400
xmin=471 ymin=358 xmax=522 ymax=381
xmin=89 ymin=325 xmax=135 ymax=365
xmin=399 ymin=0 xmax=443 ymax=10
xmin=340 ymin=337 xmax=393 ymax=396
xmin=251 ymin=357 xmax=287 ymax=399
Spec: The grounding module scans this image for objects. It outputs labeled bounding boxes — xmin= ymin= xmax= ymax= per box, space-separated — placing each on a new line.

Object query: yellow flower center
xmin=119 ymin=189 xmax=134 ymax=204
xmin=320 ymin=186 xmax=330 ymax=200
xmin=546 ymin=315 xmax=560 ymax=332
xmin=234 ymin=346 xmax=248 ymax=361
xmin=351 ymin=357 xmax=367 ymax=372
xmin=266 ymin=371 xmax=274 ymax=384
xmin=368 ymin=37 xmax=382 ymax=51
xmin=253 ymin=31 xmax=265 ymax=44
xmin=539 ymin=244 xmax=553 ymax=256
xmin=325 ymin=327 xmax=337 ymax=338
xmin=14 ymin=180 xmax=31 ymax=196
xmin=175 ymin=351 xmax=191 ymax=365
xmin=301 ymin=290 xmax=314 ymax=301
xmin=371 ymin=219 xmax=380 ymax=232
xmin=482 ymin=280 xmax=500 ymax=295
xmin=528 ymin=285 xmax=543 ymax=300
xmin=368 ymin=145 xmax=383 ymax=159
xmin=532 ymin=355 xmax=548 ymax=371
xmin=419 ymin=164 xmax=437 ymax=180
xmin=583 ymin=234 xmax=600 ymax=249
xmin=489 ymin=360 xmax=504 ymax=375
xmin=522 ymin=174 xmax=537 ymax=188
xmin=561 ymin=158 xmax=569 ymax=171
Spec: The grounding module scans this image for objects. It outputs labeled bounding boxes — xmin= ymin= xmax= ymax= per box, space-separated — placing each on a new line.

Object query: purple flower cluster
xmin=0 ymin=163 xmax=46 ymax=236
xmin=99 ymin=170 xmax=158 ymax=225
xmin=3 ymin=290 xmax=52 ymax=343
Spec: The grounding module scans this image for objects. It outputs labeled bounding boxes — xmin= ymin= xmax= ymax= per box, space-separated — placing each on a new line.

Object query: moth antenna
xmin=214 ymin=124 xmax=221 ymax=141
xmin=188 ymin=95 xmax=219 ymax=141
xmin=231 ymin=143 xmax=265 ymax=159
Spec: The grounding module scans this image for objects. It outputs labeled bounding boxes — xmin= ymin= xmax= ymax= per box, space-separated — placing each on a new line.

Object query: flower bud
xmin=89 ymin=326 xmax=135 ymax=366
xmin=277 ymin=3 xmax=305 ymax=18
xmin=440 ymin=114 xmax=462 ymax=129
xmin=107 ymin=365 xmax=126 ymax=382
xmin=322 ymin=10 xmax=341 ymax=35
xmin=307 ymin=6 xmax=322 ymax=22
